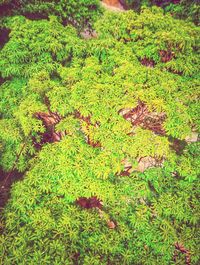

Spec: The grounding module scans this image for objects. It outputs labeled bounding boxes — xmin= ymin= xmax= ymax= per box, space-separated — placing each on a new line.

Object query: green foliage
xmin=154 ymin=0 xmax=200 ymax=25
xmin=0 ymin=16 xmax=81 ymax=78
xmin=122 ymin=0 xmax=150 ymax=11
xmin=0 ymin=0 xmax=102 ymax=30
xmin=0 ymin=6 xmax=199 ymax=265
xmin=121 ymin=0 xmax=199 ymax=25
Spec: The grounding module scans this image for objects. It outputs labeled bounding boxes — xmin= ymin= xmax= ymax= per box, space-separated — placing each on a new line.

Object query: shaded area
xmin=76 ymin=196 xmax=103 ymax=209
xmin=23 ymin=12 xmax=48 ymax=20
xmin=33 ymin=111 xmax=64 ymax=149
xmin=169 ymin=137 xmax=188 ymax=155
xmin=152 ymin=0 xmax=181 ymax=6
xmin=75 ymin=111 xmax=101 ymax=148
xmin=0 ymin=168 xmax=24 ymax=211
xmin=174 ymin=242 xmax=191 ymax=265
xmin=0 ymin=2 xmax=13 ymax=17
xmin=141 ymin=57 xmax=155 ymax=67
xmin=119 ymin=100 xmax=166 ymax=136
xmin=0 ymin=28 xmax=10 ymax=49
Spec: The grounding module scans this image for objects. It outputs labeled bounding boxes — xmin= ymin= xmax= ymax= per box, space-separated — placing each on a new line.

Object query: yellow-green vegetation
xmin=0 ymin=2 xmax=199 ymax=264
